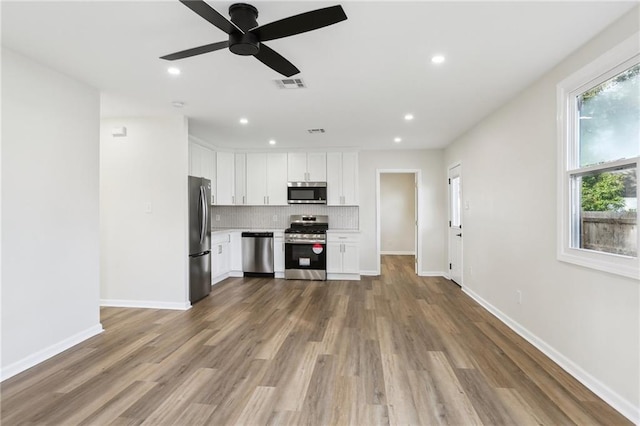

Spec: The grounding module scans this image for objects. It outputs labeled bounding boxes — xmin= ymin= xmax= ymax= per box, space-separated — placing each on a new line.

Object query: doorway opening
xmin=376 ymin=169 xmax=422 ymax=275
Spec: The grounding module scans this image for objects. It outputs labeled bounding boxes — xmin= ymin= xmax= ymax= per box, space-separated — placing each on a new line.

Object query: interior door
xmin=414 ymin=173 xmax=418 ymax=274
xmin=448 ymin=165 xmax=463 ymax=285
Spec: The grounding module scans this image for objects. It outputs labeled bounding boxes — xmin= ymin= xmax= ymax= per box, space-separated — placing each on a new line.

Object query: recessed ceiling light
xmin=239 ymin=117 xmax=249 ymax=125
xmin=269 ymin=139 xmax=276 ymax=145
xmin=172 ymin=101 xmax=185 ymax=108
xmin=394 ymin=137 xmax=402 ymax=143
xmin=431 ymin=55 xmax=445 ymax=64
xmin=404 ymin=114 xmax=414 ymax=121
xmin=167 ymin=67 xmax=181 ymax=75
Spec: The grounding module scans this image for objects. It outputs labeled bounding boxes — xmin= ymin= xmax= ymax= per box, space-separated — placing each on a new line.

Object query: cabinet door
xmin=234 ymin=153 xmax=246 ymax=205
xmin=342 ymin=243 xmax=360 ymax=274
xmin=306 ymin=152 xmax=326 ymax=181
xmin=274 ymin=237 xmax=285 ymax=273
xmin=203 ymin=148 xmax=216 ymax=196
xmin=188 ymin=142 xmax=201 ymax=177
xmin=326 ymin=152 xmax=343 ymax=205
xmin=287 ymin=152 xmax=307 ymax=181
xmin=229 ymin=231 xmax=243 ymax=272
xmin=211 ymin=242 xmax=223 ymax=282
xmin=341 ymin=152 xmax=358 ymax=205
xmin=326 ymin=242 xmax=343 ymax=273
xmin=216 ymin=151 xmax=235 ymax=205
xmin=190 ymin=143 xmax=216 ymax=203
xmin=220 ymin=241 xmax=230 ymax=276
xmin=266 ymin=153 xmax=288 ymax=205
xmin=246 ymin=153 xmax=267 ymax=205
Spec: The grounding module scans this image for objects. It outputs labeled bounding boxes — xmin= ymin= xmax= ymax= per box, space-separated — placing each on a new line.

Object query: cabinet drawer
xmin=327 ymin=233 xmax=359 ymax=244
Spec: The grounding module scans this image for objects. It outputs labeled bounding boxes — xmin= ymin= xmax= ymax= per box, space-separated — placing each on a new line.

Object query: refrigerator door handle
xmin=199 ymin=185 xmax=207 ymax=244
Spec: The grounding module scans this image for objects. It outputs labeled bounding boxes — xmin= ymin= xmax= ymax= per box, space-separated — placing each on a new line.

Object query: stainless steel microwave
xmin=287 ymin=182 xmax=327 ymax=204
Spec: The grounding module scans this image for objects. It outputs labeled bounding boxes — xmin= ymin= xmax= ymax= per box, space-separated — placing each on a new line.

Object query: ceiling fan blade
xmin=250 ymin=5 xmax=347 ymax=42
xmin=254 ymin=44 xmax=300 ymax=77
xmin=160 ymin=41 xmax=229 ymax=60
xmin=179 ymin=0 xmax=243 ymax=35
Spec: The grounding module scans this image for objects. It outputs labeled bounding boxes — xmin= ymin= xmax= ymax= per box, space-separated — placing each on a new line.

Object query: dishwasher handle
xmin=242 ymin=232 xmax=274 ymax=238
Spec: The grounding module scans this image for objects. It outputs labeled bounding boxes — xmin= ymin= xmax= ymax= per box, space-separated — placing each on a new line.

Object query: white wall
xmin=359 ymin=150 xmax=446 ymax=275
xmin=1 ymin=48 xmax=102 ymax=379
xmin=380 ymin=173 xmax=415 ymax=254
xmin=100 ymin=116 xmax=190 ymax=309
xmin=444 ymin=8 xmax=639 ymax=422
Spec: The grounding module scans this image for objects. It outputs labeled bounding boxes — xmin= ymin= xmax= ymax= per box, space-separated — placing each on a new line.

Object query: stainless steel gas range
xmin=284 ymin=215 xmax=328 ymax=280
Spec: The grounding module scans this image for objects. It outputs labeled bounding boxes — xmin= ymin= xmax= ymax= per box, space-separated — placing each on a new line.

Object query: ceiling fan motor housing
xmin=229 ymin=3 xmax=260 ymax=55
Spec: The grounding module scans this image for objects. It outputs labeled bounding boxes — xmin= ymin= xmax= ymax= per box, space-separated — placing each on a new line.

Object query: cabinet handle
xmin=242 ymin=195 xmax=245 ymax=205
xmin=267 ymin=195 xmax=270 ymax=205
xmin=232 ymin=195 xmax=235 ymax=204
xmin=212 ymin=194 xmax=215 ymax=205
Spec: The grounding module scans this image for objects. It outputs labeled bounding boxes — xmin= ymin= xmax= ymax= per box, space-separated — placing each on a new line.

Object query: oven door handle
xmin=285 ymin=239 xmax=326 ymax=245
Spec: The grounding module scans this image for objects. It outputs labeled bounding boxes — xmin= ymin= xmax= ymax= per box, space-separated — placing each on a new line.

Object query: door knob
xmin=456 ymin=233 xmax=462 ymax=237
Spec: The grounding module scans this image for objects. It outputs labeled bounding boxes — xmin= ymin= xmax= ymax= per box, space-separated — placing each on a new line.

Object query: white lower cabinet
xmin=327 ymin=232 xmax=360 ymax=280
xmin=229 ymin=231 xmax=243 ymax=277
xmin=274 ymin=231 xmax=285 ymax=277
xmin=211 ymin=232 xmax=230 ymax=284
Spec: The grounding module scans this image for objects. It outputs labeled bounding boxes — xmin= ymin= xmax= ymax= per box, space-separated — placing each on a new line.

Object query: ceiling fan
xmin=160 ymin=0 xmax=348 ymax=77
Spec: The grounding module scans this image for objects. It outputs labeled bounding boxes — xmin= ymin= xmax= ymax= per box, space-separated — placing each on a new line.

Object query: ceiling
xmin=2 ymin=1 xmax=637 ymax=151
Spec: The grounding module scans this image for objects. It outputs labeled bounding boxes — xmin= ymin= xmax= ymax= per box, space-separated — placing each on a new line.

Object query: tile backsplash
xmin=211 ymin=205 xmax=359 ymax=230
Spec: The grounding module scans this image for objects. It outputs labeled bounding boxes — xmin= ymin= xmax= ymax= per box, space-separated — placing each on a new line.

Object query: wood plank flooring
xmin=1 ymin=255 xmax=631 ymax=425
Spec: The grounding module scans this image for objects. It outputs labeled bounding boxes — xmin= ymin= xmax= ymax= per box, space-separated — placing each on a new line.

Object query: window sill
xmin=558 ymin=248 xmax=639 ymax=280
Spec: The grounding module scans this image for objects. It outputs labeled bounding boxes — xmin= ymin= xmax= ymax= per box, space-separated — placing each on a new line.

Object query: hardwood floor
xmin=1 ymin=255 xmax=631 ymax=425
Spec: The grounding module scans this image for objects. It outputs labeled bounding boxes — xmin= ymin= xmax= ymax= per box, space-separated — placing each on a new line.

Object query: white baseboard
xmin=419 ymin=271 xmax=446 ymax=277
xmin=212 ymin=273 xmax=230 ymax=285
xmin=381 ymin=251 xmax=415 ymax=255
xmin=462 ymin=286 xmax=639 ymax=425
xmin=359 ymin=270 xmax=379 ymax=276
xmin=100 ymin=299 xmax=191 ymax=311
xmin=327 ymin=273 xmax=361 ymax=281
xmin=1 ymin=323 xmax=104 ymax=382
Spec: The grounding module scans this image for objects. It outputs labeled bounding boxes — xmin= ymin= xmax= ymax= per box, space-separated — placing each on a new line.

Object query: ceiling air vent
xmin=307 ymin=128 xmax=325 ymax=134
xmin=275 ymin=78 xmax=306 ymax=89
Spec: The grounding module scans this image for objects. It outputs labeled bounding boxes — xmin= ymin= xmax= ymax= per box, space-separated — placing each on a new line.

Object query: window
xmin=558 ymin=34 xmax=639 ymax=279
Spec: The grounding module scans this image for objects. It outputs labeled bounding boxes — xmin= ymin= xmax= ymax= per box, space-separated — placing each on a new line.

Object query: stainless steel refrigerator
xmin=188 ymin=176 xmax=212 ymax=304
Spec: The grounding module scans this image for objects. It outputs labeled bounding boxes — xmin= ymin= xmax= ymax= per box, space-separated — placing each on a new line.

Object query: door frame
xmin=375 ymin=169 xmax=422 ymax=275
xmin=447 ymin=162 xmax=463 ymax=285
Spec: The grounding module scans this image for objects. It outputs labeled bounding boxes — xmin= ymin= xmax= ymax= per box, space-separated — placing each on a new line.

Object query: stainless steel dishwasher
xmin=241 ymin=232 xmax=275 ymax=277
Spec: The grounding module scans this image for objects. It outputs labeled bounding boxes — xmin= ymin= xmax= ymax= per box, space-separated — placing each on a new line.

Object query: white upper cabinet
xmin=287 ymin=152 xmax=326 ymax=182
xmin=326 ymin=152 xmax=358 ymax=205
xmin=267 ymin=153 xmax=288 ymax=205
xmin=246 ymin=152 xmax=288 ymax=205
xmin=188 ymin=141 xmax=216 ymax=204
xmin=234 ymin=153 xmax=247 ymax=205
xmin=215 ymin=151 xmax=235 ymax=205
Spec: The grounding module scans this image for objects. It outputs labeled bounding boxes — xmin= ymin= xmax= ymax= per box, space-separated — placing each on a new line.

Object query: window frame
xmin=557 ymin=33 xmax=639 ymax=280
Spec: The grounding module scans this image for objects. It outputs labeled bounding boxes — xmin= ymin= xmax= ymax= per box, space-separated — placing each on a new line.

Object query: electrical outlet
xmin=517 ymin=290 xmax=522 ymax=305
xmin=272 ymin=215 xmax=278 ymax=222
xmin=215 ymin=215 xmax=220 ymax=221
